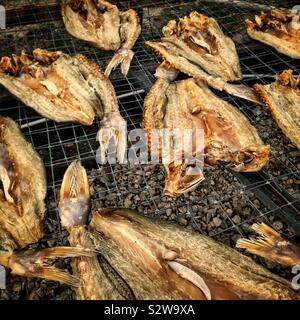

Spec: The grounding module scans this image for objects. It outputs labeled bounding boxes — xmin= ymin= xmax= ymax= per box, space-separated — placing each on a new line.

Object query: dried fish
xmin=144 ymin=75 xmax=270 ymax=197
xmin=0 ymin=49 xmax=127 ymax=162
xmin=245 ymin=9 xmax=300 ymax=59
xmin=145 ymin=12 xmax=261 ymax=104
xmin=0 ymin=116 xmax=46 ymax=248
xmin=254 ymin=70 xmax=300 ymax=150
xmin=0 ymin=118 xmax=93 ymax=285
xmin=59 ymin=160 xmax=134 ymax=299
xmin=61 ymin=0 xmax=141 ymax=76
xmin=90 ymin=208 xmax=300 ymax=299
xmin=237 ymin=223 xmax=300 ymax=268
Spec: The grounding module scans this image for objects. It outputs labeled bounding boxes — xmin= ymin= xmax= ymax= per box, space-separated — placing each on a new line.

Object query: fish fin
xmin=236 ymin=223 xmax=300 ymax=267
xmin=167 ymin=260 xmax=211 ymax=300
xmin=97 ymin=112 xmax=127 ymax=164
xmin=22 ymin=265 xmax=80 ymax=286
xmin=60 ymin=160 xmax=90 ymax=200
xmin=59 ymin=160 xmax=90 ymax=228
xmin=35 ymin=246 xmax=94 ymax=262
xmin=0 ymin=165 xmax=14 ymax=203
xmin=155 ymin=62 xmax=179 ymax=81
xmin=8 ymin=246 xmax=93 ymax=285
xmin=78 ymin=229 xmax=102 ymax=253
xmin=223 ymin=83 xmax=263 ymax=105
xmin=105 ymin=48 xmax=134 ymax=77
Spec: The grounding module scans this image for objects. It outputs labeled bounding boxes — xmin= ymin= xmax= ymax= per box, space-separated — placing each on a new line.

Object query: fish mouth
xmin=164 ymin=162 xmax=205 ymax=197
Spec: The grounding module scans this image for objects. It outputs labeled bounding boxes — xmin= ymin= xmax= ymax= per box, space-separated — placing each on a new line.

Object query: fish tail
xmin=236 ymin=223 xmax=300 ymax=267
xmin=8 ymin=246 xmax=94 ymax=285
xmin=29 ymin=266 xmax=80 ymax=287
xmin=105 ymin=48 xmax=134 ymax=77
xmin=59 ymin=160 xmax=91 ymax=228
xmin=155 ymin=62 xmax=179 ymax=81
xmin=97 ymin=112 xmax=127 ymax=164
xmin=37 ymin=246 xmax=94 ymax=260
xmin=223 ymin=83 xmax=263 ymax=105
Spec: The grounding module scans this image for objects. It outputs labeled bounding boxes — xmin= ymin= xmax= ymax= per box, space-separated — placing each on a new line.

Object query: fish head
xmin=89 ymin=208 xmax=210 ymax=299
xmin=231 ymin=145 xmax=270 ymax=172
xmin=164 ymin=162 xmax=205 ymax=197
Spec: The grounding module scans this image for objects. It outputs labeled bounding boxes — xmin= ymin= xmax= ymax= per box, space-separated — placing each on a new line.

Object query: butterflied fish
xmin=0 ymin=116 xmax=46 ymax=248
xmin=245 ymin=9 xmax=300 ymax=59
xmin=0 ymin=49 xmax=126 ymax=162
xmin=62 ymin=0 xmax=141 ymax=76
xmin=0 ymin=117 xmax=94 ymax=285
xmin=237 ymin=223 xmax=300 ymax=268
xmin=59 ymin=160 xmax=134 ymax=299
xmin=254 ymin=70 xmax=300 ymax=150
xmin=144 ymin=74 xmax=270 ymax=197
xmin=89 ymin=208 xmax=300 ymax=299
xmin=145 ymin=12 xmax=261 ymax=104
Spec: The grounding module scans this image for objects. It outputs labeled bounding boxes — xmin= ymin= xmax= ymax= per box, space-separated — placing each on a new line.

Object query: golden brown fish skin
xmin=156 ymin=11 xmax=242 ymax=81
xmin=59 ymin=160 xmax=103 ymax=299
xmin=143 ymin=68 xmax=204 ymax=197
xmin=254 ymin=70 xmax=300 ymax=150
xmin=90 ymin=208 xmax=300 ymax=300
xmin=0 ymin=50 xmax=126 ymax=162
xmin=237 ymin=223 xmax=300 ymax=268
xmin=59 ymin=161 xmax=131 ymax=300
xmin=0 ymin=50 xmax=96 ymax=125
xmin=144 ymin=77 xmax=270 ymax=197
xmin=90 ymin=209 xmax=206 ymax=300
xmin=144 ymin=12 xmax=266 ymax=104
xmin=71 ymin=54 xmax=121 ymax=116
xmin=0 ymin=116 xmax=46 ymax=248
xmin=245 ymin=9 xmax=300 ymax=59
xmin=145 ymin=40 xmax=262 ymax=105
xmin=64 ymin=54 xmax=127 ymax=163
xmin=0 ymin=130 xmax=96 ymax=286
xmin=62 ymin=0 xmax=121 ymax=51
xmin=105 ymin=9 xmax=141 ymax=76
xmin=62 ymin=0 xmax=141 ymax=76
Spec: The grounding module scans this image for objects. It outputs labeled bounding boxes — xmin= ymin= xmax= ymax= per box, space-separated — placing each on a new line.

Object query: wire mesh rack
xmin=0 ymin=0 xmax=299 ymax=260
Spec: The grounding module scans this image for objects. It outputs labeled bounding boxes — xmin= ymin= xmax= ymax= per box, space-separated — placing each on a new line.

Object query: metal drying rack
xmin=0 ymin=0 xmax=299 ymax=250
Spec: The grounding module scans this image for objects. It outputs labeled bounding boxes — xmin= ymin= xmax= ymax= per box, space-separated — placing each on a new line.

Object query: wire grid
xmin=0 ymin=0 xmax=299 ymax=247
